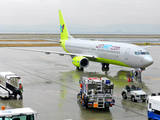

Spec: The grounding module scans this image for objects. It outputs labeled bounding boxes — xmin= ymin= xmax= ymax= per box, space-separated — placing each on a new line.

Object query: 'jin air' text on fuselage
xmin=96 ymin=44 xmax=121 ymax=50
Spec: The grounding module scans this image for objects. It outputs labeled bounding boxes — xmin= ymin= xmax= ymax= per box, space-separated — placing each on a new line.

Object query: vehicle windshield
xmin=88 ymin=84 xmax=97 ymax=89
xmin=0 ymin=114 xmax=34 ymax=120
xmin=105 ymin=89 xmax=111 ymax=94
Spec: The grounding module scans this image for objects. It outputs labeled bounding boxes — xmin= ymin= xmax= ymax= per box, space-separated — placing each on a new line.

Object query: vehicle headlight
xmin=89 ymin=98 xmax=94 ymax=102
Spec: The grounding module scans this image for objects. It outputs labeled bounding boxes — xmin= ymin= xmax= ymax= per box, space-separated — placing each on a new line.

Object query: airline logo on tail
xmin=60 ymin=24 xmax=65 ymax=33
xmin=59 ymin=10 xmax=69 ymax=40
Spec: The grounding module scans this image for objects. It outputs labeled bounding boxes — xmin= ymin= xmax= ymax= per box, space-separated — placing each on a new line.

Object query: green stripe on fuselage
xmin=90 ymin=57 xmax=131 ymax=67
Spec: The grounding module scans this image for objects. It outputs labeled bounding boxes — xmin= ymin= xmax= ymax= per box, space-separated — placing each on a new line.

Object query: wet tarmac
xmin=0 ymin=46 xmax=159 ymax=120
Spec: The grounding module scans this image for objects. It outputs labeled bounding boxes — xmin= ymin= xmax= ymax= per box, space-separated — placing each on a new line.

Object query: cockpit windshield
xmin=134 ymin=51 xmax=149 ymax=55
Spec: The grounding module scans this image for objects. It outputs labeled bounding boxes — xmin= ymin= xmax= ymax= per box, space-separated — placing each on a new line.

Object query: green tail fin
xmin=59 ymin=10 xmax=69 ymax=40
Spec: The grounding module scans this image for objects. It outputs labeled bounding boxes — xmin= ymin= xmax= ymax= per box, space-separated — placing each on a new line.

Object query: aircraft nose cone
xmin=143 ymin=55 xmax=153 ymax=67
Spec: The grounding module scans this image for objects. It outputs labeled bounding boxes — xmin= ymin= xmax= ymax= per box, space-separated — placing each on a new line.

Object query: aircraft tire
xmin=76 ymin=67 xmax=80 ymax=71
xmin=76 ymin=67 xmax=84 ymax=71
xmin=102 ymin=67 xmax=109 ymax=71
xmin=101 ymin=63 xmax=109 ymax=71
xmin=80 ymin=67 xmax=84 ymax=71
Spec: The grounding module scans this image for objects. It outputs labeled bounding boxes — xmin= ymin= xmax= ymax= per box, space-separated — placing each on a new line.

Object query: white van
xmin=0 ymin=107 xmax=37 ymax=120
xmin=148 ymin=96 xmax=160 ymax=120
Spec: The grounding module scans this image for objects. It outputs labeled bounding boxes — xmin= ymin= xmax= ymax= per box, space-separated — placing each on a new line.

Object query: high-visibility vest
xmin=19 ymin=85 xmax=23 ymax=92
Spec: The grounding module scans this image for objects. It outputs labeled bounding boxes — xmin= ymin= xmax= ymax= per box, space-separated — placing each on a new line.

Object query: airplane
xmin=8 ymin=10 xmax=153 ymax=71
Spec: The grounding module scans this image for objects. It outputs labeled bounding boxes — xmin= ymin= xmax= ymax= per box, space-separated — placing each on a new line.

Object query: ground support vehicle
xmin=146 ymin=92 xmax=160 ymax=104
xmin=121 ymin=85 xmax=147 ymax=102
xmin=148 ymin=96 xmax=160 ymax=120
xmin=0 ymin=106 xmax=37 ymax=120
xmin=0 ymin=72 xmax=22 ymax=99
xmin=77 ymin=77 xmax=115 ymax=109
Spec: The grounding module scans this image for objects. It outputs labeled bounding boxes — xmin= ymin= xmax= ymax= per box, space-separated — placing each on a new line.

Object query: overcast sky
xmin=0 ymin=0 xmax=160 ymax=33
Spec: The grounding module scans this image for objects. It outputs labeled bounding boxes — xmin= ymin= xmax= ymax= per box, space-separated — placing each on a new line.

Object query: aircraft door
xmin=124 ymin=48 xmax=130 ymax=60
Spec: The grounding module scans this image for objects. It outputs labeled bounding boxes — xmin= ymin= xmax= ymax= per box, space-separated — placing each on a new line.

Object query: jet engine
xmin=72 ymin=56 xmax=89 ymax=68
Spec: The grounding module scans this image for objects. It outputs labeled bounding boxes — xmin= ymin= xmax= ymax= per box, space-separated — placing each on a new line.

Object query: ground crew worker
xmin=19 ymin=83 xmax=23 ymax=92
xmin=18 ymin=83 xmax=23 ymax=99
xmin=13 ymin=83 xmax=23 ymax=99
xmin=79 ymin=84 xmax=83 ymax=98
xmin=130 ymin=69 xmax=134 ymax=81
xmin=137 ymin=69 xmax=142 ymax=82
xmin=81 ymin=93 xmax=84 ymax=105
xmin=79 ymin=84 xmax=82 ymax=89
xmin=127 ymin=76 xmax=132 ymax=86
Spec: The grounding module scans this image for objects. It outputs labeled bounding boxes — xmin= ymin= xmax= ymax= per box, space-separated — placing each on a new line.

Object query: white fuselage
xmin=64 ymin=39 xmax=153 ymax=69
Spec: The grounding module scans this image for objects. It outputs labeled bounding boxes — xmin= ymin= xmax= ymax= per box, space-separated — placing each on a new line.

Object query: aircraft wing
xmin=42 ymin=39 xmax=61 ymax=43
xmin=6 ymin=47 xmax=97 ymax=59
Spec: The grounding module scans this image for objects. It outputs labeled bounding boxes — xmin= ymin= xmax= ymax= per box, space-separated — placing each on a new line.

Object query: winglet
xmin=59 ymin=10 xmax=69 ymax=40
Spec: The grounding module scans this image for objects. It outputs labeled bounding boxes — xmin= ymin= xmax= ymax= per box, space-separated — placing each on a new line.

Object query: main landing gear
xmin=101 ymin=63 xmax=109 ymax=71
xmin=76 ymin=67 xmax=84 ymax=71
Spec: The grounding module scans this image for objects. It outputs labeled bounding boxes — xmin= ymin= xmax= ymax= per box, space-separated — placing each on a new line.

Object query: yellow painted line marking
xmin=143 ymin=76 xmax=160 ymax=81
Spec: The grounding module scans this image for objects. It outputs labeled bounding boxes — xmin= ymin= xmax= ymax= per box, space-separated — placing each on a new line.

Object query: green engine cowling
xmin=72 ymin=56 xmax=89 ymax=68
